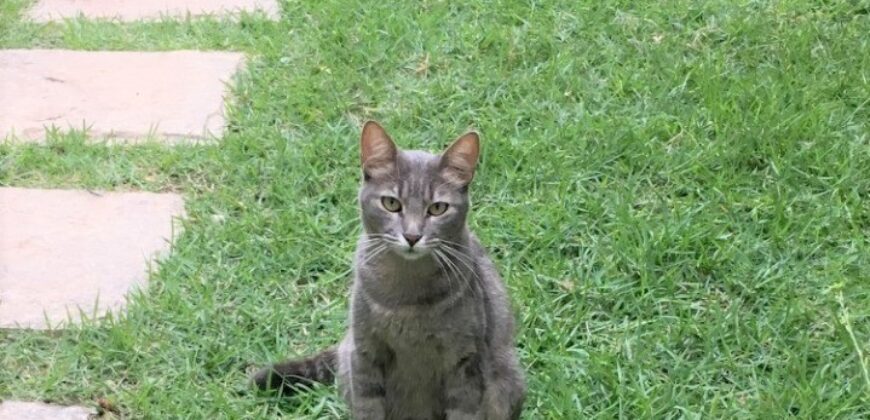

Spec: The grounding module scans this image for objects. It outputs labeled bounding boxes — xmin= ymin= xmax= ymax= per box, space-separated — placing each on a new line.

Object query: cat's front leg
xmin=444 ymin=352 xmax=485 ymax=420
xmin=349 ymin=344 xmax=387 ymax=419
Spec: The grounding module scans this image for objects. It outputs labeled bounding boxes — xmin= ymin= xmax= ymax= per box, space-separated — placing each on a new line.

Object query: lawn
xmin=1 ymin=0 xmax=869 ymax=418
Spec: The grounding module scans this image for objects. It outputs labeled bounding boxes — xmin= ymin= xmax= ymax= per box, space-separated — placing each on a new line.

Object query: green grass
xmin=1 ymin=0 xmax=869 ymax=418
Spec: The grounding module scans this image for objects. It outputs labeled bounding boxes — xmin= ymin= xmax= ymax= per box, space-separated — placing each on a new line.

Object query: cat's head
xmin=358 ymin=121 xmax=479 ymax=260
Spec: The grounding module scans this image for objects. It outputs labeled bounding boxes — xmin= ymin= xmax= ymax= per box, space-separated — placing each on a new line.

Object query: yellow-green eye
xmin=381 ymin=196 xmax=402 ymax=212
xmin=427 ymin=202 xmax=449 ymax=216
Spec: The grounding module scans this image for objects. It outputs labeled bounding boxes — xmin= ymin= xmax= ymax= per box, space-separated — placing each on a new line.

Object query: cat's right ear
xmin=439 ymin=131 xmax=480 ymax=187
xmin=360 ymin=121 xmax=398 ymax=180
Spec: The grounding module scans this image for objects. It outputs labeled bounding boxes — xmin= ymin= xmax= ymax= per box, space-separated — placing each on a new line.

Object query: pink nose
xmin=403 ymin=234 xmax=421 ymax=247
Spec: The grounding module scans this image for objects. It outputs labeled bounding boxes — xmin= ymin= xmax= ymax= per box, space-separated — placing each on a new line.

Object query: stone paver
xmin=0 ymin=49 xmax=244 ymax=143
xmin=28 ymin=0 xmax=280 ymax=22
xmin=0 ymin=187 xmax=184 ymax=329
xmin=0 ymin=401 xmax=94 ymax=420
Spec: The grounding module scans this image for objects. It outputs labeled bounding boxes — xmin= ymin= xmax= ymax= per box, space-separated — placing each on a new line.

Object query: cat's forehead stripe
xmin=395 ymin=149 xmax=441 ymax=199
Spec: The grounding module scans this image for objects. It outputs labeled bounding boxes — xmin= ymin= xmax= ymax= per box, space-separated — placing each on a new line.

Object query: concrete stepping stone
xmin=28 ymin=0 xmax=280 ymax=22
xmin=0 ymin=187 xmax=184 ymax=329
xmin=0 ymin=401 xmax=95 ymax=419
xmin=0 ymin=49 xmax=244 ymax=143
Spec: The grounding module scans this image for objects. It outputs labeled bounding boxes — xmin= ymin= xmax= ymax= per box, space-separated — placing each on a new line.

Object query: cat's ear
xmin=440 ymin=131 xmax=480 ymax=187
xmin=360 ymin=121 xmax=397 ymax=180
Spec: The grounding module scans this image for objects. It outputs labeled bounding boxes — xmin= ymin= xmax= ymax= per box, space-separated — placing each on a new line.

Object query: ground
xmin=1 ymin=0 xmax=869 ymax=418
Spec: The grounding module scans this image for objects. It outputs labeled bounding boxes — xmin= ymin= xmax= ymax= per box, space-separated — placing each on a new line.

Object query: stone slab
xmin=0 ymin=49 xmax=244 ymax=143
xmin=0 ymin=187 xmax=184 ymax=329
xmin=0 ymin=401 xmax=95 ymax=420
xmin=28 ymin=0 xmax=280 ymax=21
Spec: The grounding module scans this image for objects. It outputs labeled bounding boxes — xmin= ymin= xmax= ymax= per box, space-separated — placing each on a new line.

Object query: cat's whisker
xmin=446 ymin=252 xmax=478 ymax=282
xmin=364 ymin=234 xmax=403 ymax=244
xmin=370 ymin=244 xmax=389 ymax=261
xmin=438 ymin=239 xmax=475 ymax=253
xmin=434 ymin=240 xmax=479 ymax=275
xmin=358 ymin=241 xmax=385 ymax=252
xmin=433 ymin=250 xmax=450 ymax=284
xmin=435 ymin=237 xmax=467 ymax=246
xmin=432 ymin=250 xmax=457 ymax=298
xmin=359 ymin=251 xmax=385 ymax=268
xmin=439 ymin=244 xmax=482 ymax=299
xmin=438 ymin=248 xmax=468 ymax=297
xmin=438 ymin=242 xmax=474 ymax=271
xmin=433 ymin=237 xmax=463 ymax=245
xmin=357 ymin=243 xmax=388 ymax=267
xmin=435 ymin=249 xmax=462 ymax=297
xmin=359 ymin=233 xmax=405 ymax=249
xmin=360 ymin=234 xmax=397 ymax=242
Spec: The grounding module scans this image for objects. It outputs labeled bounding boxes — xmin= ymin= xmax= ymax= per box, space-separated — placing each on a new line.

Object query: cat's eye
xmin=427 ymin=202 xmax=449 ymax=216
xmin=381 ymin=196 xmax=402 ymax=212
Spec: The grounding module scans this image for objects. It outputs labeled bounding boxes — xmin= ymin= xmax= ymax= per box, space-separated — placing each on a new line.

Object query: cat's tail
xmin=251 ymin=348 xmax=337 ymax=395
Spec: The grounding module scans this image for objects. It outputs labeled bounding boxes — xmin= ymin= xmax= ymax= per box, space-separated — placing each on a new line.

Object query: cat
xmin=253 ymin=121 xmax=526 ymax=419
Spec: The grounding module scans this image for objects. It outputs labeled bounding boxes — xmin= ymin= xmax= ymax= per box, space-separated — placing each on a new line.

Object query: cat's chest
xmin=370 ymin=306 xmax=476 ymax=356
xmin=381 ymin=317 xmax=443 ymax=351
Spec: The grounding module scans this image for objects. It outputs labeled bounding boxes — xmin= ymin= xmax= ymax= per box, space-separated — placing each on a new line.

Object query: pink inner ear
xmin=360 ymin=122 xmax=397 ymax=175
xmin=455 ymin=138 xmax=478 ymax=159
xmin=453 ymin=150 xmax=476 ymax=169
xmin=363 ymin=140 xmax=393 ymax=165
xmin=364 ymin=158 xmax=396 ymax=179
xmin=441 ymin=133 xmax=479 ymax=180
xmin=441 ymin=152 xmax=478 ymax=186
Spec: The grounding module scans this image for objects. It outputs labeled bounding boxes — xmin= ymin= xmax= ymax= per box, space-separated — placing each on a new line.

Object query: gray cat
xmin=254 ymin=121 xmax=526 ymax=419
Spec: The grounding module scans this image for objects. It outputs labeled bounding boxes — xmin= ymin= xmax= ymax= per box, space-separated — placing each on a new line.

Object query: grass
xmin=1 ymin=0 xmax=869 ymax=418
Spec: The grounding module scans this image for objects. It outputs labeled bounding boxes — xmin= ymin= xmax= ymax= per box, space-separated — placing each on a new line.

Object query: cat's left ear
xmin=360 ymin=121 xmax=398 ymax=180
xmin=440 ymin=131 xmax=480 ymax=187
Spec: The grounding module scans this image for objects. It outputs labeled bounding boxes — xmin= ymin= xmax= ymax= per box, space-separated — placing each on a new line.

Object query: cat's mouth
xmin=394 ymin=245 xmax=430 ymax=260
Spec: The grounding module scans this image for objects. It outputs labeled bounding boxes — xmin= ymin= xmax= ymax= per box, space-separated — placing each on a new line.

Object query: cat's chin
xmin=393 ymin=248 xmax=430 ymax=260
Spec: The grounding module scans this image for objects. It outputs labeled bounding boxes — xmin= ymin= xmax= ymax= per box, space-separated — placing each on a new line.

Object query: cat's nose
xmin=403 ymin=233 xmax=422 ymax=247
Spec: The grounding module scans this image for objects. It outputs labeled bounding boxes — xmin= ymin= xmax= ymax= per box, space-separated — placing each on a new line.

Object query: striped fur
xmin=252 ymin=348 xmax=336 ymax=395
